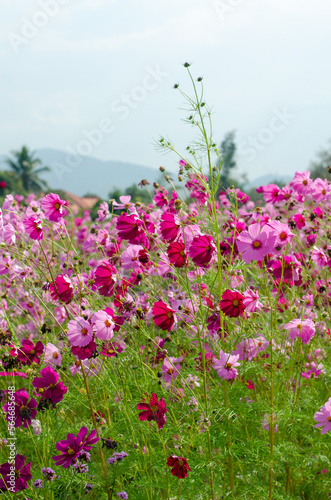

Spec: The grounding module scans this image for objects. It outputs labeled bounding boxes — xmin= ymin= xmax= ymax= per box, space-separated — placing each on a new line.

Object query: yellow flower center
xmin=253 ymin=241 xmax=261 ymax=249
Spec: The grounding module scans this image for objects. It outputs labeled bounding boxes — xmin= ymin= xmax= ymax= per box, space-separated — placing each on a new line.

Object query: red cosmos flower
xmin=0 ymin=454 xmax=32 ymax=492
xmin=188 ymin=235 xmax=216 ymax=267
xmin=166 ymin=455 xmax=191 ymax=478
xmin=50 ymin=274 xmax=74 ymax=304
xmin=94 ymin=261 xmax=117 ymax=297
xmin=160 ymin=213 xmax=181 ymax=242
xmin=0 ymin=181 xmax=7 ymax=189
xmin=167 ymin=241 xmax=188 ymax=268
xmin=219 ymin=289 xmax=246 ymax=318
xmin=42 ymin=193 xmax=68 ymax=222
xmin=17 ymin=339 xmax=44 ymax=366
xmin=116 ymin=213 xmax=142 ymax=240
xmin=137 ymin=393 xmax=167 ymax=429
xmin=32 ymin=366 xmax=67 ymax=404
xmin=152 ymin=301 xmax=176 ymax=331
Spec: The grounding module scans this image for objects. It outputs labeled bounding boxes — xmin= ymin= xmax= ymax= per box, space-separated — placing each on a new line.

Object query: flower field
xmin=1 ymin=74 xmax=331 ymax=499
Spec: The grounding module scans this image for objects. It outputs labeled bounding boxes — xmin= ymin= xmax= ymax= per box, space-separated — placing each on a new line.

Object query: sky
xmin=1 ymin=0 xmax=331 ymax=183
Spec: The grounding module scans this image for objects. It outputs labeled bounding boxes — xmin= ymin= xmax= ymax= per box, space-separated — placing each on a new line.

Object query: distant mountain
xmin=0 ymin=148 xmax=160 ymax=199
xmin=247 ymin=174 xmax=293 ymax=189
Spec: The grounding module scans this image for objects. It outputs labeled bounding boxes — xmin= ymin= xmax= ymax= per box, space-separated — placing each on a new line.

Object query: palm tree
xmin=6 ymin=146 xmax=50 ymax=193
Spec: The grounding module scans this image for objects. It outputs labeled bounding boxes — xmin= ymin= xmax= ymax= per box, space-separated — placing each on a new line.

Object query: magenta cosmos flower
xmin=17 ymin=339 xmax=44 ymax=366
xmin=116 ymin=213 xmax=142 ymax=240
xmin=219 ymin=289 xmax=246 ymax=318
xmin=152 ymin=301 xmax=176 ymax=331
xmin=167 ymin=241 xmax=188 ymax=268
xmin=50 ymin=274 xmax=74 ymax=304
xmin=137 ymin=392 xmax=167 ymax=429
xmin=52 ymin=427 xmax=99 ymax=468
xmin=284 ymin=319 xmax=315 ymax=344
xmin=92 ymin=310 xmax=115 ymax=341
xmin=236 ymin=223 xmax=276 ymax=263
xmin=23 ymin=216 xmax=44 ymax=241
xmin=267 ymin=220 xmax=294 ymax=248
xmin=314 ymin=398 xmax=331 ymax=434
xmin=42 ymin=193 xmax=68 ymax=222
xmin=188 ymin=234 xmax=216 ymax=267
xmin=94 ymin=261 xmax=117 ymax=297
xmin=32 ymin=366 xmax=67 ymax=404
xmin=67 ymin=317 xmax=94 ymax=347
xmin=0 ymin=454 xmax=32 ymax=493
xmin=212 ymin=350 xmax=240 ymax=380
xmin=3 ymin=389 xmax=37 ymax=428
xmin=160 ymin=212 xmax=181 ymax=242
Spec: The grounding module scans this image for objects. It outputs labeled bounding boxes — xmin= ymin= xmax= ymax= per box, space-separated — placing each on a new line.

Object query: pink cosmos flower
xmin=161 ymin=357 xmax=183 ymax=384
xmin=292 ymin=214 xmax=305 ymax=229
xmin=232 ymin=336 xmax=269 ymax=361
xmin=314 ymin=398 xmax=331 ymax=434
xmin=242 ymin=289 xmax=263 ymax=313
xmin=50 ymin=274 xmax=74 ymax=304
xmin=92 ymin=310 xmax=115 ymax=341
xmin=44 ymin=343 xmax=62 ymax=367
xmin=284 ymin=319 xmax=315 ymax=344
xmin=116 ymin=213 xmax=142 ymax=240
xmin=312 ymin=247 xmax=328 ymax=268
xmin=267 ymin=220 xmax=294 ymax=247
xmin=236 ymin=223 xmax=276 ymax=263
xmin=290 ymin=171 xmax=312 ymax=195
xmin=32 ymin=366 xmax=67 ymax=404
xmin=263 ymin=184 xmax=281 ymax=204
xmin=112 ymin=195 xmax=135 ymax=211
xmin=121 ymin=245 xmax=143 ymax=270
xmin=3 ymin=389 xmax=37 ymax=428
xmin=23 ymin=216 xmax=43 ymax=241
xmin=96 ymin=201 xmax=109 ymax=222
xmin=212 ymin=350 xmax=240 ymax=380
xmin=310 ymin=178 xmax=331 ymax=202
xmin=0 ymin=454 xmax=32 ymax=492
xmin=67 ymin=317 xmax=94 ymax=347
xmin=188 ymin=234 xmax=216 ymax=267
xmin=42 ymin=193 xmax=68 ymax=222
xmin=160 ymin=213 xmax=181 ymax=242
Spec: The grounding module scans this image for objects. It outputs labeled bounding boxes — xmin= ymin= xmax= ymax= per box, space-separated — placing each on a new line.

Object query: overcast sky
xmin=1 ymin=0 xmax=330 ymax=182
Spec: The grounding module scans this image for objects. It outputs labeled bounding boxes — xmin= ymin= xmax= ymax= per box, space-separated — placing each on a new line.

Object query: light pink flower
xmin=212 ymin=350 xmax=240 ymax=380
xmin=92 ymin=310 xmax=115 ymax=341
xmin=232 ymin=336 xmax=269 ymax=361
xmin=236 ymin=223 xmax=276 ymax=263
xmin=312 ymin=247 xmax=328 ymax=268
xmin=67 ymin=317 xmax=94 ymax=347
xmin=284 ymin=319 xmax=315 ymax=344
xmin=96 ymin=201 xmax=109 ymax=222
xmin=242 ymin=289 xmax=263 ymax=313
xmin=261 ymin=414 xmax=278 ymax=433
xmin=314 ymin=398 xmax=331 ymax=434
xmin=44 ymin=343 xmax=62 ymax=366
xmin=121 ymin=245 xmax=143 ymax=270
xmin=267 ymin=220 xmax=294 ymax=247
xmin=112 ymin=195 xmax=135 ymax=211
